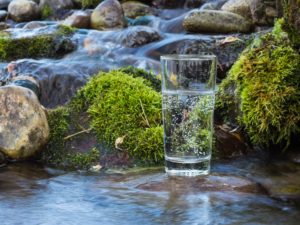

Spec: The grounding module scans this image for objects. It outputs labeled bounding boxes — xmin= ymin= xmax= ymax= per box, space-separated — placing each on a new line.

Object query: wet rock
xmin=62 ymin=10 xmax=91 ymax=29
xmin=0 ymin=9 xmax=7 ymax=21
xmin=183 ymin=10 xmax=252 ymax=34
xmin=0 ymin=80 xmax=49 ymax=160
xmin=121 ymin=26 xmax=161 ymax=48
xmin=23 ymin=21 xmax=47 ymax=29
xmin=251 ymin=161 xmax=300 ymax=205
xmin=214 ymin=124 xmax=251 ymax=159
xmin=0 ymin=25 xmax=76 ymax=61
xmin=0 ymin=0 xmax=11 ymax=9
xmin=91 ymin=0 xmax=127 ymax=30
xmin=8 ymin=0 xmax=40 ymax=22
xmin=0 ymin=21 xmax=9 ymax=30
xmin=137 ymin=173 xmax=265 ymax=194
xmin=122 ymin=1 xmax=154 ymax=19
xmin=221 ymin=0 xmax=252 ymax=20
xmin=2 ymin=60 xmax=92 ymax=108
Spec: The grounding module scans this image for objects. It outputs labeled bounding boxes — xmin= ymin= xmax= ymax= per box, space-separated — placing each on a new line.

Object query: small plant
xmin=41 ymin=4 xmax=53 ymax=19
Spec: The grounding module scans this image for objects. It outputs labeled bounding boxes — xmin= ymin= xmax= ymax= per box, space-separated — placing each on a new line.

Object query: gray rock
xmin=91 ymin=0 xmax=127 ymax=30
xmin=183 ymin=10 xmax=252 ymax=34
xmin=221 ymin=0 xmax=252 ymax=20
xmin=0 ymin=81 xmax=49 ymax=160
xmin=62 ymin=10 xmax=91 ymax=29
xmin=0 ymin=9 xmax=7 ymax=21
xmin=0 ymin=0 xmax=11 ymax=9
xmin=122 ymin=1 xmax=154 ymax=19
xmin=8 ymin=0 xmax=40 ymax=22
xmin=121 ymin=26 xmax=161 ymax=48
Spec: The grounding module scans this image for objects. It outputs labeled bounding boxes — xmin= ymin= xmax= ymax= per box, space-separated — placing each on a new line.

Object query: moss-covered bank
xmin=41 ymin=67 xmax=163 ymax=169
xmin=0 ymin=25 xmax=76 ymax=61
xmin=216 ymin=20 xmax=300 ymax=150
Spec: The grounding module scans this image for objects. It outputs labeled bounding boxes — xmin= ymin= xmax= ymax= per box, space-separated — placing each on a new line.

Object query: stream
xmin=1 ymin=2 xmax=299 ymax=224
xmin=1 ymin=155 xmax=300 ymax=224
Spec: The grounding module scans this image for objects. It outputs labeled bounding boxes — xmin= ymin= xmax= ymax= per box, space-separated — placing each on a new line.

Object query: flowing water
xmin=1 ymin=2 xmax=298 ymax=224
xmin=1 ymin=158 xmax=300 ymax=225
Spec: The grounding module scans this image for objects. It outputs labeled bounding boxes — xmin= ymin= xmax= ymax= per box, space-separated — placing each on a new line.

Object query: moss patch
xmin=82 ymin=70 xmax=163 ymax=165
xmin=216 ymin=20 xmax=300 ymax=149
xmin=43 ymin=67 xmax=163 ymax=169
xmin=81 ymin=0 xmax=101 ymax=8
xmin=0 ymin=25 xmax=76 ymax=61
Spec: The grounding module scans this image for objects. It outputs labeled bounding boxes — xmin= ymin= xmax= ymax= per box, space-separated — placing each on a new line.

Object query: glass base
xmin=165 ymin=159 xmax=210 ymax=177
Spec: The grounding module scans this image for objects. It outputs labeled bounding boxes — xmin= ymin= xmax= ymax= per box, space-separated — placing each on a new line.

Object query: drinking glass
xmin=161 ymin=54 xmax=217 ymax=176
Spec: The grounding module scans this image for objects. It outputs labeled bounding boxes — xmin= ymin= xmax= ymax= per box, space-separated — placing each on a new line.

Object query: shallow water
xmin=1 ymin=158 xmax=299 ymax=225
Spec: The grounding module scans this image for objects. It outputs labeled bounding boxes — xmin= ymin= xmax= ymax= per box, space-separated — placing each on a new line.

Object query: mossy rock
xmin=282 ymin=0 xmax=300 ymax=49
xmin=42 ymin=67 xmax=163 ymax=169
xmin=0 ymin=25 xmax=76 ymax=61
xmin=216 ymin=20 xmax=300 ymax=149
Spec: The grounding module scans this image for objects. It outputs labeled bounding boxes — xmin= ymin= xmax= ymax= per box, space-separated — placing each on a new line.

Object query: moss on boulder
xmin=42 ymin=67 xmax=163 ymax=169
xmin=0 ymin=25 xmax=76 ymax=61
xmin=282 ymin=0 xmax=300 ymax=49
xmin=216 ymin=20 xmax=300 ymax=149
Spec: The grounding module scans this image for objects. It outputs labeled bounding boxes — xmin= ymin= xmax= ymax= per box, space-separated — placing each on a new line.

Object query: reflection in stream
xmin=0 ymin=160 xmax=299 ymax=225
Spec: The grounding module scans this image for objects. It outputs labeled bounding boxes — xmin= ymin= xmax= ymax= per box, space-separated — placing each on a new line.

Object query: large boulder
xmin=91 ymin=0 xmax=127 ymax=30
xmin=122 ymin=1 xmax=154 ymax=19
xmin=0 ymin=81 xmax=49 ymax=160
xmin=221 ymin=0 xmax=252 ymax=20
xmin=8 ymin=0 xmax=40 ymax=22
xmin=183 ymin=10 xmax=252 ymax=34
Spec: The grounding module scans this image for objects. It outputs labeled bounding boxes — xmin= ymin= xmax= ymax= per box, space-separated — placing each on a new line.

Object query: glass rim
xmin=160 ymin=54 xmax=216 ymax=61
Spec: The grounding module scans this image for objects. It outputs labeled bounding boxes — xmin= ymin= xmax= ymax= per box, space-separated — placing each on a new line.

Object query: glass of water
xmin=161 ymin=54 xmax=216 ymax=176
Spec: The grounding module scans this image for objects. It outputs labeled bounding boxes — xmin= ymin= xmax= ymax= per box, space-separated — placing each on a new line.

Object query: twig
xmin=139 ymin=98 xmax=151 ymax=128
xmin=64 ymin=128 xmax=92 ymax=141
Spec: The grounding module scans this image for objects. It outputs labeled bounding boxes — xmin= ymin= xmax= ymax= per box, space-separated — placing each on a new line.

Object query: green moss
xmin=57 ymin=25 xmax=77 ymax=36
xmin=282 ymin=0 xmax=300 ymax=49
xmin=41 ymin=4 xmax=53 ymax=19
xmin=81 ymin=0 xmax=101 ymax=8
xmin=41 ymin=107 xmax=100 ymax=170
xmin=0 ymin=25 xmax=76 ymax=61
xmin=83 ymin=70 xmax=163 ymax=164
xmin=118 ymin=66 xmax=161 ymax=91
xmin=44 ymin=68 xmax=164 ymax=168
xmin=216 ymin=21 xmax=300 ymax=149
